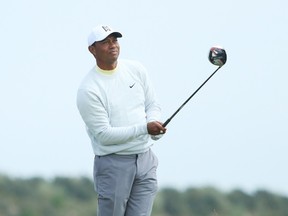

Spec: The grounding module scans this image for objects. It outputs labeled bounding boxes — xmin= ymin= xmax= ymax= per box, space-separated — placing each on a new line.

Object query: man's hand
xmin=147 ymin=121 xmax=166 ymax=135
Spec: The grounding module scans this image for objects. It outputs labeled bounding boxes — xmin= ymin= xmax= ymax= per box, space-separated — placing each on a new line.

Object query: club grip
xmin=162 ymin=119 xmax=171 ymax=127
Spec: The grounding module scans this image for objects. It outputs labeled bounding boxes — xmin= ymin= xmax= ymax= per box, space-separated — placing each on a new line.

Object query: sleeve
xmin=77 ymin=89 xmax=148 ymax=145
xmin=138 ymin=64 xmax=162 ymax=123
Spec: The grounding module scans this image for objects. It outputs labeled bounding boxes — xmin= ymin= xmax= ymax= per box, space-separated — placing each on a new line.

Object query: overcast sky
xmin=1 ymin=0 xmax=288 ymax=196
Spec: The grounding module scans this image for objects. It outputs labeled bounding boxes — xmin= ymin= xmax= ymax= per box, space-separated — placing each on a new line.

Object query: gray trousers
xmin=93 ymin=149 xmax=158 ymax=216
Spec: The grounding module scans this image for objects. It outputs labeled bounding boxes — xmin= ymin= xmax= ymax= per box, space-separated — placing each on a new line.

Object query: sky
xmin=1 ymin=0 xmax=288 ymax=196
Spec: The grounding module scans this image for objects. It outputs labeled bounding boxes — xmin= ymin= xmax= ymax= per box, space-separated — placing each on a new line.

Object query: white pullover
xmin=77 ymin=59 xmax=161 ymax=155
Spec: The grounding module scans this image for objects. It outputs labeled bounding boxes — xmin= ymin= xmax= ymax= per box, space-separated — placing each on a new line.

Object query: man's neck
xmin=97 ymin=61 xmax=117 ymax=70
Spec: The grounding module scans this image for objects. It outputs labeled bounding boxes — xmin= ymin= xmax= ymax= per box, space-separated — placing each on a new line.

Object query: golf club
xmin=162 ymin=46 xmax=227 ymax=127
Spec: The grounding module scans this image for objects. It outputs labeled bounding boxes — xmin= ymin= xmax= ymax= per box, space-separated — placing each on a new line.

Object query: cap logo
xmin=102 ymin=26 xmax=111 ymax=32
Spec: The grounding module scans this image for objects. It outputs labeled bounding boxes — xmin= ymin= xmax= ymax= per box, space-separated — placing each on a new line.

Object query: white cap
xmin=87 ymin=25 xmax=122 ymax=46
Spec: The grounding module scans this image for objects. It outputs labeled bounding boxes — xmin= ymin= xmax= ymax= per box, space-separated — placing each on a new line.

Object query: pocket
xmin=150 ymin=150 xmax=159 ymax=168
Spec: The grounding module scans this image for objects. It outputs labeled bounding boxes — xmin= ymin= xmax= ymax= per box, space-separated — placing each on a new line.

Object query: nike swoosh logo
xmin=129 ymin=83 xmax=135 ymax=88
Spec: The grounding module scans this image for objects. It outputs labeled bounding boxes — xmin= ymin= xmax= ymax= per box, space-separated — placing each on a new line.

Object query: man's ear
xmin=88 ymin=45 xmax=95 ymax=54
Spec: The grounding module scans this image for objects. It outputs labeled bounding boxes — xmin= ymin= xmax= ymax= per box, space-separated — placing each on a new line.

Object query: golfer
xmin=77 ymin=25 xmax=166 ymax=216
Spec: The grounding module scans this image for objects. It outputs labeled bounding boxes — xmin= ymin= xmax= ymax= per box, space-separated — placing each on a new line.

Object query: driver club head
xmin=208 ymin=46 xmax=227 ymax=67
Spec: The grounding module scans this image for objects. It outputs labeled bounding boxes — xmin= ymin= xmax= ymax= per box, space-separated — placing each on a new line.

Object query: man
xmin=77 ymin=25 xmax=166 ymax=216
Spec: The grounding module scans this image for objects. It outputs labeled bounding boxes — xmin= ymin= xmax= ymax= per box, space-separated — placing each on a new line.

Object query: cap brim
xmin=102 ymin=32 xmax=122 ymax=41
xmin=111 ymin=32 xmax=122 ymax=38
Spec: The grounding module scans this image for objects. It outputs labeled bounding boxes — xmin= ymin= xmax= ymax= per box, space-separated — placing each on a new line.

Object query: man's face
xmin=89 ymin=34 xmax=120 ymax=69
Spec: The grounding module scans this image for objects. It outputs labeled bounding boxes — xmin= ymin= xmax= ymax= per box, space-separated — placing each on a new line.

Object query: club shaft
xmin=162 ymin=66 xmax=222 ymax=127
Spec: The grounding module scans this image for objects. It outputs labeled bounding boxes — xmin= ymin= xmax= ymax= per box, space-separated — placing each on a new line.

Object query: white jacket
xmin=77 ymin=59 xmax=161 ymax=155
